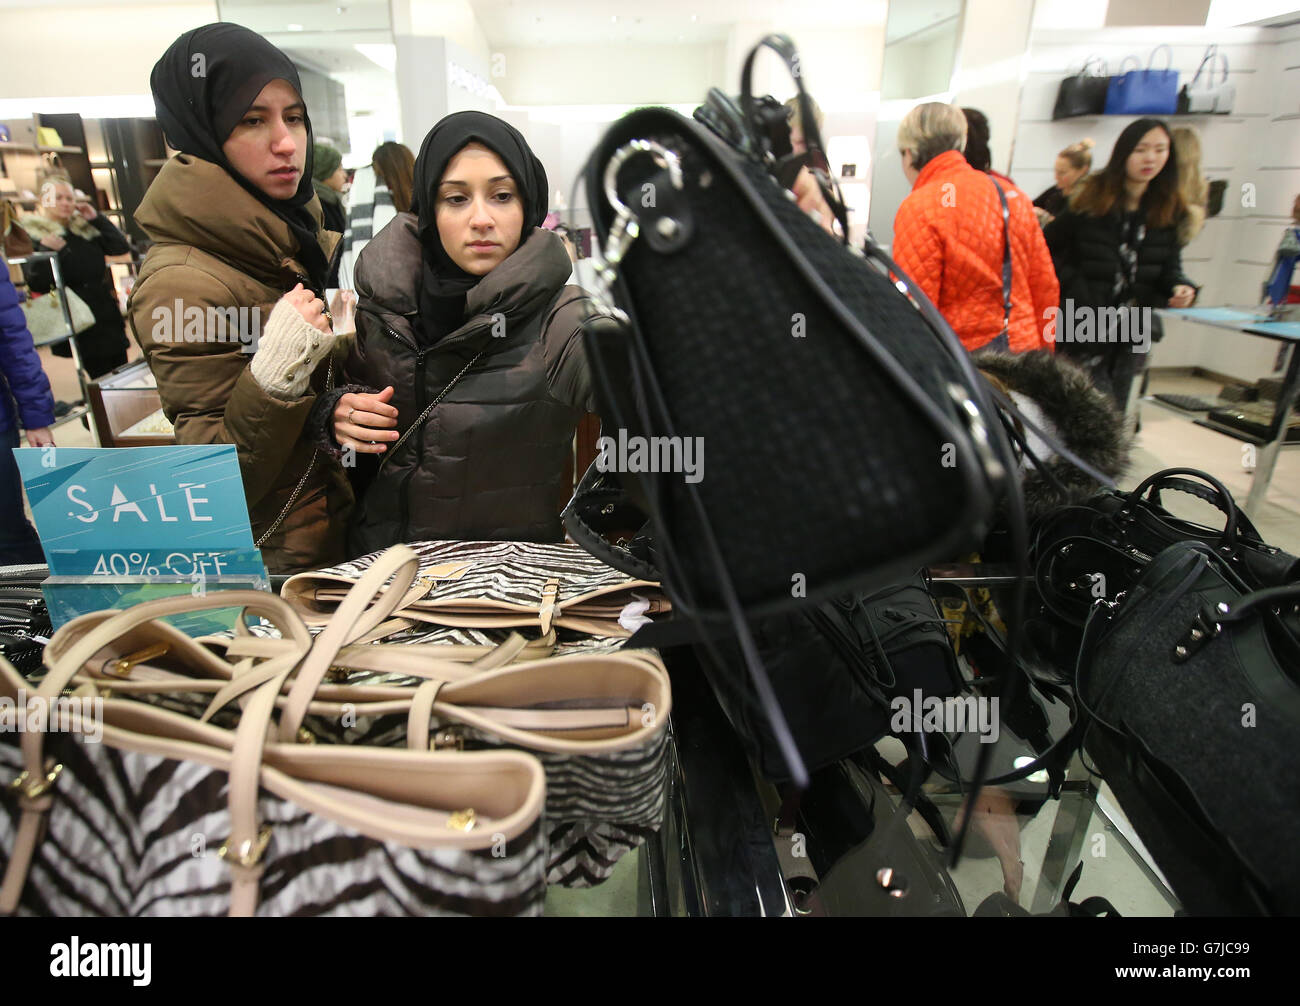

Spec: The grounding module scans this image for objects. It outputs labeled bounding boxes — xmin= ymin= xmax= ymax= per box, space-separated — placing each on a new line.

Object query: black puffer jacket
xmin=1043 ymin=207 xmax=1197 ymax=314
xmin=22 ymin=212 xmax=131 ymax=377
xmin=340 ymin=214 xmax=595 ymax=555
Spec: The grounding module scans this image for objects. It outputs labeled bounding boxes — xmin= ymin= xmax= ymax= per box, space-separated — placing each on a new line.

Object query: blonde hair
xmin=784 ymin=95 xmax=825 ymax=135
xmin=1171 ymin=127 xmax=1207 ymax=244
xmin=897 ymin=102 xmax=968 ymax=172
xmin=1059 ymin=138 xmax=1094 ymax=172
xmin=37 ymin=175 xmax=74 ymax=216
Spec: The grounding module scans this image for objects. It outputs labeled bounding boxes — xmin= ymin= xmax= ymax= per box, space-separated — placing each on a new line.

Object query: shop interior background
xmin=0 ymin=0 xmax=1297 ymax=547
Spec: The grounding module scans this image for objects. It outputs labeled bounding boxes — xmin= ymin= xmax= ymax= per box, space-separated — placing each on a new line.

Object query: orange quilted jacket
xmin=893 ymin=150 xmax=1058 ymax=354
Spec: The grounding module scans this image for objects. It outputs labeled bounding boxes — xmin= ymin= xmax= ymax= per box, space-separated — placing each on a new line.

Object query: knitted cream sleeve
xmin=248 ymin=297 xmax=336 ymax=400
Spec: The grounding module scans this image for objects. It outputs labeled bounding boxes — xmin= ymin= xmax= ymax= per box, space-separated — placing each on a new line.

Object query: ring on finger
xmin=348 ymin=408 xmax=356 ymax=422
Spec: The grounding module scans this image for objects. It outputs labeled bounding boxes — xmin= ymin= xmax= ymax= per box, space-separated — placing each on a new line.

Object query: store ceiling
xmin=470 ymin=0 xmax=889 ymax=47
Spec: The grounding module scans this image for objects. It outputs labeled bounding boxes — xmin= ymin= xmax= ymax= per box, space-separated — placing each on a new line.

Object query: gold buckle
xmin=217 ymin=824 xmax=273 ymax=868
xmin=447 ymin=809 xmax=477 ymax=832
xmin=8 ymin=763 xmax=63 ymax=799
xmin=295 ymin=727 xmax=316 ymax=744
xmin=431 ymin=728 xmax=465 ymax=751
xmin=104 ymin=642 xmax=170 ymax=679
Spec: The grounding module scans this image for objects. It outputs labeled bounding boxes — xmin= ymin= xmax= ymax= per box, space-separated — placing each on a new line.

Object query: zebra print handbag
xmin=34 ymin=546 xmax=674 ymax=889
xmin=0 ymin=589 xmax=548 ymax=917
xmin=281 ymin=539 xmax=670 ymax=637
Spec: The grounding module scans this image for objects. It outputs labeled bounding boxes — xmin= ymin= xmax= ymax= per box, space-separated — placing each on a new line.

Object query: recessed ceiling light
xmin=691 ymin=14 xmax=698 ymax=22
xmin=611 ymin=15 xmax=618 ymax=22
xmin=288 ymin=23 xmax=303 ymax=31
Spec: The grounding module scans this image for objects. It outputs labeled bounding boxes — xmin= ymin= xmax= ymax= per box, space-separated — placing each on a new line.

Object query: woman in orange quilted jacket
xmin=892 ymin=103 xmax=1059 ymax=354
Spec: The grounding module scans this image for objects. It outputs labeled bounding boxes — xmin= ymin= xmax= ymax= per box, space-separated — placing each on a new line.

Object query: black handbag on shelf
xmin=576 ymin=34 xmax=1017 ymax=785
xmin=1032 ymin=467 xmax=1299 ymax=630
xmin=1052 ymin=57 xmax=1111 ymax=119
xmin=1078 ymin=541 xmax=1300 ymax=916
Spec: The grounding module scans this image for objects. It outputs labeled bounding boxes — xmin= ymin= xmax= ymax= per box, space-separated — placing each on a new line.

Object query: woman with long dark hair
xmin=127 ymin=23 xmax=352 ymax=573
xmin=1044 ymin=118 xmax=1198 ymax=410
xmin=319 ymin=111 xmax=594 ymax=555
xmin=372 ymin=142 xmax=415 ymax=215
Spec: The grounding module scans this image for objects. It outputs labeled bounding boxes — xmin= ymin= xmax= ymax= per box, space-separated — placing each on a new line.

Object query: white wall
xmin=395 ymin=35 xmax=448 ymax=149
xmin=1011 ymin=22 xmax=1300 ymax=381
xmin=493 ymin=43 xmax=726 ymax=106
xmin=882 ymin=35 xmax=957 ymax=100
xmin=0 ymin=2 xmax=218 ymax=99
xmin=951 ymin=0 xmax=1037 ymax=176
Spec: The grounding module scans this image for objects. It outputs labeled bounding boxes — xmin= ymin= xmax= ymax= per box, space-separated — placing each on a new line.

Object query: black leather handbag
xmin=1078 ymin=541 xmax=1300 ymax=915
xmin=1052 ymin=57 xmax=1112 ymax=119
xmin=565 ymin=464 xmax=965 ymax=783
xmin=1032 ymin=467 xmax=1299 ymax=629
xmin=693 ymin=576 xmax=963 ymax=783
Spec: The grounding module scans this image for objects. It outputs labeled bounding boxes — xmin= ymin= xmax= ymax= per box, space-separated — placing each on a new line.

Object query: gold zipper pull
xmin=104 ymin=641 xmax=171 ymax=679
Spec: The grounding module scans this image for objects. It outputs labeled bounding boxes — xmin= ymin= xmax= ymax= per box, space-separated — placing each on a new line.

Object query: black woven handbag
xmin=1078 ymin=541 xmax=1300 ymax=915
xmin=577 ymin=36 xmax=1015 ymax=784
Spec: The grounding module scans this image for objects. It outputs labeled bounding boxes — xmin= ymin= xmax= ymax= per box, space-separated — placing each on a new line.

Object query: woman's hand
xmin=334 ymin=386 xmax=400 ymax=454
xmin=1034 ymin=207 xmax=1054 ymax=227
xmin=75 ymin=201 xmax=98 ymax=221
xmin=792 ymin=167 xmax=835 ymax=235
xmin=1168 ymin=285 xmax=1196 ymax=309
xmin=281 ymin=283 xmax=331 ymax=335
xmin=25 ymin=427 xmax=54 ymax=448
xmin=39 ymin=234 xmax=66 ymax=252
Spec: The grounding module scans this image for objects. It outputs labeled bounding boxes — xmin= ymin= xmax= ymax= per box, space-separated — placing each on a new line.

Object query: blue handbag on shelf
xmin=1104 ymin=45 xmax=1178 ymax=115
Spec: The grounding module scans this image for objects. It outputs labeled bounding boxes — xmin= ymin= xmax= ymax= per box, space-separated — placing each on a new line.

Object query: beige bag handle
xmin=1 ymin=580 xmax=549 ymax=916
xmin=2 ymin=591 xmax=308 ymax=915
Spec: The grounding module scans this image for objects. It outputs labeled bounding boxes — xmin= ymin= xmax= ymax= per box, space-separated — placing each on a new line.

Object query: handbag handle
xmin=1116 ymin=54 xmax=1141 ymax=74
xmin=1189 ymin=45 xmax=1230 ymax=87
xmin=1076 ymin=55 xmax=1108 ymax=78
xmin=1124 ymin=467 xmax=1240 ymax=547
xmin=1147 ymin=44 xmax=1174 ymax=71
xmin=1211 ymin=50 xmax=1230 ymax=85
xmin=14 ymin=590 xmax=309 ymax=783
xmin=739 ymin=32 xmax=850 ymax=240
xmin=278 ymin=545 xmax=420 ymax=741
xmin=1215 ymin=581 xmax=1300 ymax=624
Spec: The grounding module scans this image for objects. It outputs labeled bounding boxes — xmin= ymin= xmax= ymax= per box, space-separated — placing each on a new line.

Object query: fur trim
xmin=19 ymin=211 xmax=97 ymax=242
xmin=973 ymin=349 xmax=1132 ymax=519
